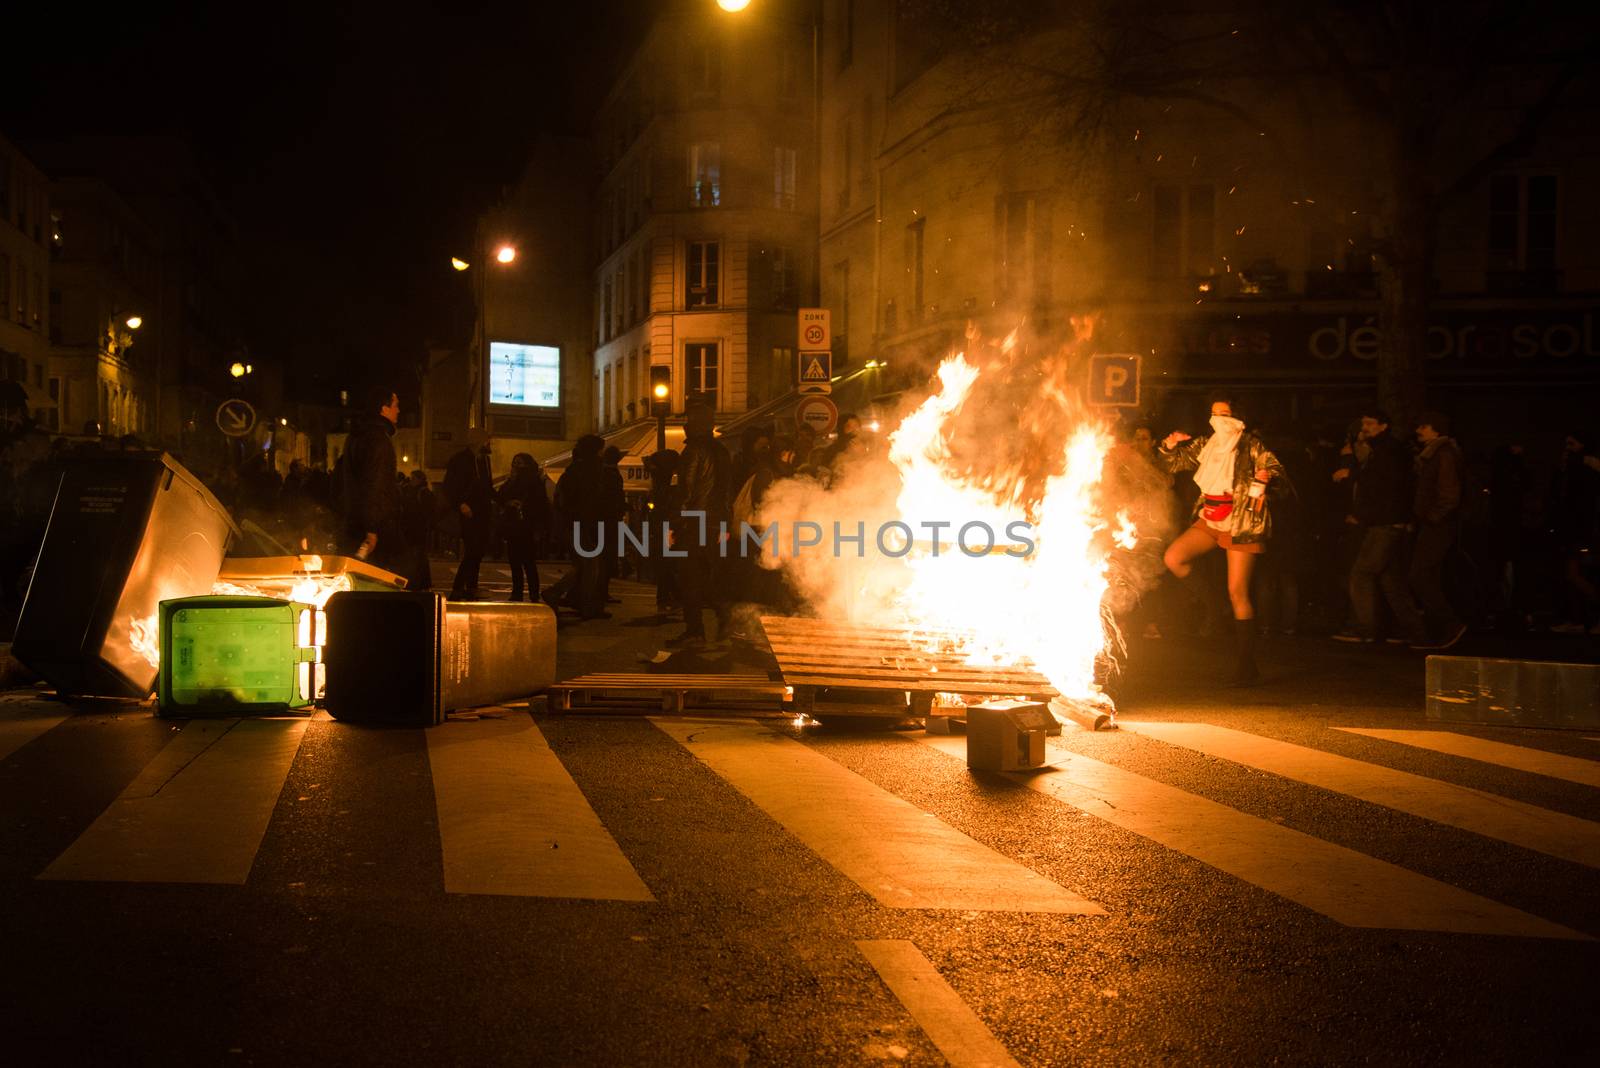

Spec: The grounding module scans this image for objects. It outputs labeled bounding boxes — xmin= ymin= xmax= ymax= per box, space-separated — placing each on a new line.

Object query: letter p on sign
xmin=1088 ymin=354 xmax=1141 ymax=407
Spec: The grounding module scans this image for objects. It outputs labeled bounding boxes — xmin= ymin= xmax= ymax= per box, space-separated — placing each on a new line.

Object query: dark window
xmin=1487 ymin=173 xmax=1559 ymax=291
xmin=686 ymin=241 xmax=720 ymax=308
xmin=835 ymin=259 xmax=851 ymax=362
xmin=691 ymin=42 xmax=721 ymax=98
xmin=839 ymin=0 xmax=855 ymax=69
xmin=769 ymin=246 xmax=795 ymax=307
xmin=685 ymin=342 xmax=719 ymax=409
xmin=774 ymin=147 xmax=797 ymax=210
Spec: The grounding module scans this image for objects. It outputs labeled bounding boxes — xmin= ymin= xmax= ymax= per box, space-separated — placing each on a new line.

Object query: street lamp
xmin=495 ymin=244 xmax=517 ymax=264
xmin=716 ymin=0 xmax=752 ymax=10
xmin=230 ymin=362 xmax=246 ymax=379
xmin=125 ymin=315 xmax=143 ymax=330
xmin=450 ymin=257 xmax=470 ymax=271
xmin=454 ymin=238 xmax=520 ymax=429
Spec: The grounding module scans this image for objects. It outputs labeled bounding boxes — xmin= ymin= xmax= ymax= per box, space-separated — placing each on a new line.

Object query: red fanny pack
xmin=1201 ymin=494 xmax=1233 ymax=522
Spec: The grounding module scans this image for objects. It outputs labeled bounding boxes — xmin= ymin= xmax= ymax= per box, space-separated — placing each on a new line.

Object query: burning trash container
xmin=157 ymin=596 xmax=322 ymax=716
xmin=12 ymin=452 xmax=238 ymax=698
xmin=966 ymin=700 xmax=1057 ymax=772
xmin=322 ymin=592 xmax=556 ymax=725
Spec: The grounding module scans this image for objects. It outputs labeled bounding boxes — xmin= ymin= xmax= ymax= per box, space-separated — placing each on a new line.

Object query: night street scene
xmin=3 ymin=0 xmax=1600 ymax=1064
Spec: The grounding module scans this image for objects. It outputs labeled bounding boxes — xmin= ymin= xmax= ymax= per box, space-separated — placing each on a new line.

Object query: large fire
xmin=756 ymin=326 xmax=1142 ymax=719
xmin=885 ymin=352 xmax=1124 ymax=706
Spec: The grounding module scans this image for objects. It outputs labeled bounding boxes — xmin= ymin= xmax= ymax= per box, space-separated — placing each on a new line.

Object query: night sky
xmin=3 ymin=0 xmax=657 ymax=404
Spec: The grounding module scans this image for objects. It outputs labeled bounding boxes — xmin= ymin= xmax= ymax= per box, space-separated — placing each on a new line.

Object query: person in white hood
xmin=1158 ymin=394 xmax=1287 ymax=686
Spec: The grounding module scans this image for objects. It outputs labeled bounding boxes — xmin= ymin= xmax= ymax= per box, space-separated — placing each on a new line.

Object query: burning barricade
xmin=751 ymin=326 xmax=1168 ymax=734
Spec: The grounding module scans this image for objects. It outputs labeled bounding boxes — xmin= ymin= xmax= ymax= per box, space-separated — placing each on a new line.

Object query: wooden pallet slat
xmin=548 ymin=672 xmax=790 ymax=717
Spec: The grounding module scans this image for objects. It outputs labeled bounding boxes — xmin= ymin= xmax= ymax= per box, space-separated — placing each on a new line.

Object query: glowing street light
xmin=450 ymin=256 xmax=470 ymax=271
xmin=495 ymin=244 xmax=517 ymax=265
xmin=230 ymin=362 xmax=247 ymax=379
xmin=125 ymin=315 xmax=143 ymax=330
xmin=716 ymin=0 xmax=752 ymax=10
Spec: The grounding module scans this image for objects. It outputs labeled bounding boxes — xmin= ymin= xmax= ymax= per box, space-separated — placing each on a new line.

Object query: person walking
xmin=1409 ymin=411 xmax=1467 ymax=650
xmin=497 ymin=453 xmax=550 ymax=602
xmin=444 ymin=428 xmax=494 ymax=600
xmin=667 ymin=401 xmax=732 ymax=647
xmin=1157 ymin=394 xmax=1286 ymax=685
xmin=1333 ymin=409 xmax=1427 ymax=646
xmin=340 ymin=385 xmax=408 ymax=576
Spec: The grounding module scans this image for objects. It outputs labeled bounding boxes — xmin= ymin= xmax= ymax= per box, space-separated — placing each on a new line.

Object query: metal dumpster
xmin=322 ymin=592 xmax=556 ymax=725
xmin=12 ymin=452 xmax=238 ymax=698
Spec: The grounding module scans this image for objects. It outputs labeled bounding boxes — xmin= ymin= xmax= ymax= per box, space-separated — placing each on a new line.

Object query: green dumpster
xmin=157 ymin=596 xmax=323 ymax=716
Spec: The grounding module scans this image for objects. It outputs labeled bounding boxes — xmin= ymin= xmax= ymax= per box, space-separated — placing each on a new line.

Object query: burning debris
xmin=755 ymin=324 xmax=1169 ymax=728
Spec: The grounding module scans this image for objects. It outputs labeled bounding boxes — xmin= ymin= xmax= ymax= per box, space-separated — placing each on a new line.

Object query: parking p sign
xmin=1088 ymin=354 xmax=1141 ymax=407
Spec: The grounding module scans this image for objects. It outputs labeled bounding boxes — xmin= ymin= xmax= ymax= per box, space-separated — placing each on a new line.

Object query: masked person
xmin=1158 ymin=394 xmax=1286 ymax=685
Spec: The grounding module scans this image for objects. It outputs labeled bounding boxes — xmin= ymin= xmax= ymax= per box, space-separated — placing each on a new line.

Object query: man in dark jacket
xmin=444 ymin=427 xmax=494 ymax=599
xmin=544 ymin=434 xmax=608 ymax=618
xmin=341 ymin=385 xmax=407 ymax=574
xmin=668 ymin=401 xmax=732 ymax=646
xmin=1409 ymin=410 xmax=1466 ymax=649
xmin=1335 ymin=410 xmax=1426 ymax=644
xmin=599 ymin=445 xmax=628 ymax=603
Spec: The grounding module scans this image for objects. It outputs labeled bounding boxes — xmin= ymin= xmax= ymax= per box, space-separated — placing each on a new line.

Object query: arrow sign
xmin=216 ymin=398 xmax=257 ymax=438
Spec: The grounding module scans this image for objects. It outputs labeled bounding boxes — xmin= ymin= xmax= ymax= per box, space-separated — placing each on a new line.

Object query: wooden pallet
xmin=758 ymin=615 xmax=1059 ymax=718
xmin=548 ymin=673 xmax=790 ymax=715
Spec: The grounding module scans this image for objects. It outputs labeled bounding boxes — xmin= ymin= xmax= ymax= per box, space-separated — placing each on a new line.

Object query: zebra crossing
xmin=3 ymin=697 xmax=1598 ymax=943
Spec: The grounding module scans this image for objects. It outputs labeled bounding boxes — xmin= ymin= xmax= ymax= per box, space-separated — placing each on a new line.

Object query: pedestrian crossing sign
xmin=797 ymin=350 xmax=832 ymax=394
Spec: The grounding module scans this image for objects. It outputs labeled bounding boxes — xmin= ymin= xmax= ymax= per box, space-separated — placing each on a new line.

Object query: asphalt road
xmin=0 ymin=562 xmax=1596 ymax=1066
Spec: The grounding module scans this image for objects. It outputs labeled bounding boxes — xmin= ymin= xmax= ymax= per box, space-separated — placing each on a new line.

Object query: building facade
xmin=817 ymin=2 xmax=1600 ymax=437
xmin=590 ymin=1 xmax=817 ymax=431
xmin=45 ymin=177 xmax=161 ymax=440
xmin=0 ymin=134 xmax=52 ymax=428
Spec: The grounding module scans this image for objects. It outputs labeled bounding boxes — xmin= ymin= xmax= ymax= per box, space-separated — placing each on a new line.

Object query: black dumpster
xmin=12 ymin=452 xmax=238 ymax=698
xmin=322 ymin=592 xmax=556 ymax=725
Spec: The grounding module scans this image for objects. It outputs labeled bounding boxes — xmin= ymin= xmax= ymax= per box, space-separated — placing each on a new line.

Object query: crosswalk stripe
xmin=39 ymin=718 xmax=306 ymax=884
xmin=426 ymin=712 xmax=652 ymax=900
xmin=0 ymin=704 xmax=67 ymax=763
xmin=1125 ymin=722 xmax=1600 ymax=870
xmin=857 ymin=940 xmax=1021 ymax=1068
xmin=1335 ymin=728 xmax=1600 ymax=789
xmin=655 ymin=719 xmax=1102 ymax=914
xmin=918 ymin=734 xmax=1584 ymax=939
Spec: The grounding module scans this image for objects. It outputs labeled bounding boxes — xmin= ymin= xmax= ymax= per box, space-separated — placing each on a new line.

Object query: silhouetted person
xmin=545 ymin=434 xmax=609 ymax=619
xmin=600 ymin=445 xmax=627 ymax=604
xmin=667 ymin=402 xmax=732 ymax=646
xmin=1409 ymin=411 xmax=1466 ymax=650
xmin=1334 ymin=409 xmax=1425 ymax=645
xmin=400 ymin=470 xmax=435 ymax=592
xmin=340 ymin=385 xmax=406 ymax=575
xmin=444 ymin=428 xmax=494 ymax=599
xmin=498 ymin=453 xmax=550 ymax=602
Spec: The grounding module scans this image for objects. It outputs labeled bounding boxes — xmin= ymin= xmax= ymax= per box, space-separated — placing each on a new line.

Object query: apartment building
xmin=590 ymin=1 xmax=817 ymax=431
xmin=818 ymin=2 xmax=1600 ymax=432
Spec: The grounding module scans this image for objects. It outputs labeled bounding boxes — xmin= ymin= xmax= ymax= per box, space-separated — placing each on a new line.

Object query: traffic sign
xmin=797 ymin=350 xmax=832 ymax=394
xmin=1087 ymin=354 xmax=1141 ymax=407
xmin=798 ymin=307 xmax=831 ymax=350
xmin=794 ymin=394 xmax=839 ymax=436
xmin=216 ymin=398 xmax=257 ymax=437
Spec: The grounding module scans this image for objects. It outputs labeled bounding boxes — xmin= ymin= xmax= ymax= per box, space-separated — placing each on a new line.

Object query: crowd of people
xmin=1114 ymin=394 xmax=1600 ymax=683
xmin=3 ymin=379 xmax=1596 ymax=672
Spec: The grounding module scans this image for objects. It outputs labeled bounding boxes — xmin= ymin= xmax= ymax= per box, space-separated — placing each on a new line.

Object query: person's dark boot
xmin=1228 ymin=618 xmax=1260 ymax=687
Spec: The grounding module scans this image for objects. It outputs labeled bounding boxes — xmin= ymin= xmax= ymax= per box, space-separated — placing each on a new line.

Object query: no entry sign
xmin=795 ymin=394 xmax=839 ymax=436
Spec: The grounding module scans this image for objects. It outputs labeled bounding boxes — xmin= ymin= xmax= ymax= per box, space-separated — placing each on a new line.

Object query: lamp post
xmin=452 ymin=241 xmax=518 ymax=431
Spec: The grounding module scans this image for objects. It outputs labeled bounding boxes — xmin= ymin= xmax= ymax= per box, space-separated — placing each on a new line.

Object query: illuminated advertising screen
xmin=489 ymin=341 xmax=561 ymax=409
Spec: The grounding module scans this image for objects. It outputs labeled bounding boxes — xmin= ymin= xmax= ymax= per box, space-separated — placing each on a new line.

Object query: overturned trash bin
xmin=967 ymin=700 xmax=1056 ymax=772
xmin=214 ymin=553 xmax=408 ymax=602
xmin=13 ymin=452 xmax=238 ymax=698
xmin=157 ymin=596 xmax=322 ymax=716
xmin=322 ymin=592 xmax=556 ymax=725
